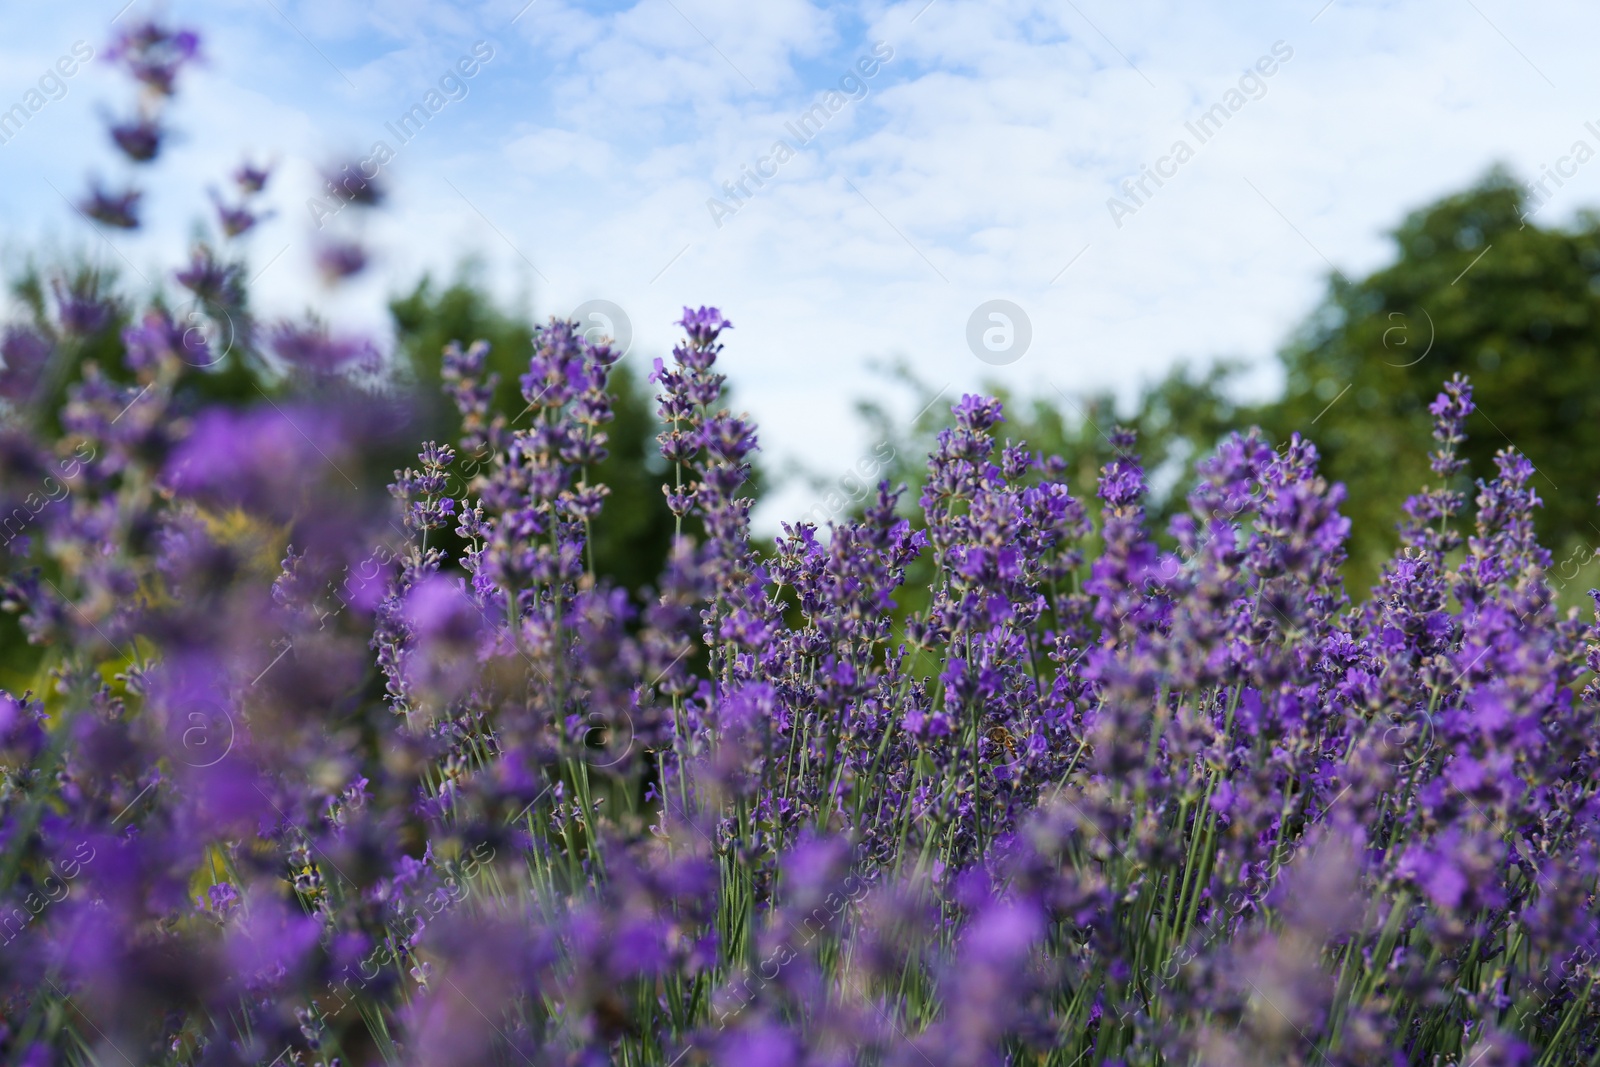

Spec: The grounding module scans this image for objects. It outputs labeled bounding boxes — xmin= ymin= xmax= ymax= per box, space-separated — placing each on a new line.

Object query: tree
xmin=1259 ymin=167 xmax=1600 ymax=594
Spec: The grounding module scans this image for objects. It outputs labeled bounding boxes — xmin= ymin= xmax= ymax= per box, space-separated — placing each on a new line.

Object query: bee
xmin=986 ymin=725 xmax=1020 ymax=761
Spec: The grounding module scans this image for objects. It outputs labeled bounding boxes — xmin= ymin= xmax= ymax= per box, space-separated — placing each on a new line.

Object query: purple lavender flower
xmin=233 ymin=161 xmax=272 ymax=194
xmin=314 ymin=238 xmax=369 ymax=283
xmin=441 ymin=340 xmax=499 ymax=454
xmin=0 ymin=325 xmax=54 ymax=402
xmin=108 ymin=115 xmax=163 ymax=162
xmin=121 ymin=308 xmax=213 ymax=370
xmin=174 ymin=244 xmax=244 ymax=309
xmin=678 ymin=305 xmax=732 ymax=347
xmin=49 ymin=275 xmax=116 ymax=337
xmin=162 ymin=403 xmax=352 ymax=517
xmin=79 ymin=182 xmax=141 ymax=229
xmin=210 ymin=193 xmax=270 ymax=238
xmin=105 ymin=20 xmax=201 ymax=96
xmin=321 ymin=161 xmax=384 ymax=208
xmin=0 ymin=690 xmax=47 ymax=763
xmin=267 ymin=321 xmax=382 ymax=378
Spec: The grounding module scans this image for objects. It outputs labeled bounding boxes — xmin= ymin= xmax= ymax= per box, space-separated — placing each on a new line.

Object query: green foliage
xmin=1259 ymin=167 xmax=1600 ymax=594
xmin=388 ymin=264 xmax=535 ymax=439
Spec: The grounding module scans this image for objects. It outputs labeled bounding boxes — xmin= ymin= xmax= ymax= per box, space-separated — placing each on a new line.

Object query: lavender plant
xmin=2 ymin=19 xmax=1599 ymax=1067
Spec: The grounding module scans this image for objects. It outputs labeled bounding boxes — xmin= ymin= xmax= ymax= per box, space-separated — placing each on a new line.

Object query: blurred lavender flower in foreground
xmin=0 ymin=326 xmax=55 ymax=403
xmin=108 ymin=114 xmax=163 ymax=162
xmin=104 ymin=19 xmax=201 ymax=96
xmin=314 ymin=238 xmax=368 ymax=284
xmin=267 ymin=321 xmax=383 ymax=379
xmin=79 ymin=181 xmax=141 ymax=228
xmin=49 ymin=274 xmax=116 ymax=337
xmin=233 ymin=161 xmax=271 ymax=194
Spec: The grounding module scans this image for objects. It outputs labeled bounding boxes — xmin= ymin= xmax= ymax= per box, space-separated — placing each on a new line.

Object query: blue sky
xmin=2 ymin=0 xmax=1597 ymax=525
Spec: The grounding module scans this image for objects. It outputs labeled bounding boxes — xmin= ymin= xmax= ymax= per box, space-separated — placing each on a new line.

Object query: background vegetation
xmin=11 ymin=166 xmax=1600 ymax=644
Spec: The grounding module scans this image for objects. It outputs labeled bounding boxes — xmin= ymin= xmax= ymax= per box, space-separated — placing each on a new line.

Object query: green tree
xmin=1259 ymin=167 xmax=1600 ymax=593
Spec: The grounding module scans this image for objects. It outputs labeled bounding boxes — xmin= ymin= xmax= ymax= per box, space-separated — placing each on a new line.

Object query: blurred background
xmin=4 ymin=0 xmax=1600 ymax=612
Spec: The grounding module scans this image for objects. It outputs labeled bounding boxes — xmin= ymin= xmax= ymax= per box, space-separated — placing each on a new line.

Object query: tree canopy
xmin=1262 ymin=168 xmax=1600 ymax=592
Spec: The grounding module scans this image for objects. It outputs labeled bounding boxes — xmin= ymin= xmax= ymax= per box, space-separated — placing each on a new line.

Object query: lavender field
xmin=4 ymin=13 xmax=1600 ymax=1067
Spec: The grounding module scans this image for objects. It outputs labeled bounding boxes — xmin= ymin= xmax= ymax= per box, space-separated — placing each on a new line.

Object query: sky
xmin=2 ymin=0 xmax=1598 ymax=527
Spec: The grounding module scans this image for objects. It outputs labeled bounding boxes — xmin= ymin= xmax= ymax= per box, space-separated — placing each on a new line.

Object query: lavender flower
xmin=211 ymin=193 xmax=271 ymax=238
xmin=79 ymin=182 xmax=141 ymax=229
xmin=321 ymin=161 xmax=384 ymax=208
xmin=13 ymin=294 xmax=1600 ymax=1065
xmin=174 ymin=244 xmax=244 ymax=309
xmin=108 ymin=114 xmax=163 ymax=162
xmin=0 ymin=325 xmax=54 ymax=402
xmin=133 ymin=308 xmax=221 ymax=371
xmin=49 ymin=274 xmax=116 ymax=336
xmin=233 ymin=161 xmax=272 ymax=194
xmin=267 ymin=321 xmax=382 ymax=379
xmin=105 ymin=20 xmax=201 ymax=96
xmin=314 ymin=238 xmax=369 ymax=283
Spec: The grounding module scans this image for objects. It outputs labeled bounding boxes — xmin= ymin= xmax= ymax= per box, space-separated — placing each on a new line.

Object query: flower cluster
xmin=82 ymin=18 xmax=201 ymax=228
xmin=3 ymin=20 xmax=1600 ymax=1067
